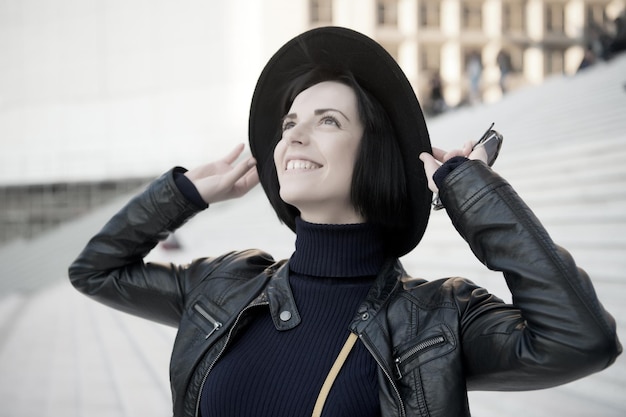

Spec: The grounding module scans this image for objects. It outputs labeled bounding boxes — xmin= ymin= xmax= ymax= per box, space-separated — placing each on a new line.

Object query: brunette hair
xmin=260 ymin=67 xmax=409 ymax=250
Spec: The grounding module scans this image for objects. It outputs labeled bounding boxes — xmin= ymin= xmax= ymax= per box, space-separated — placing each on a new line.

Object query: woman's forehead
xmin=288 ymin=81 xmax=357 ymax=113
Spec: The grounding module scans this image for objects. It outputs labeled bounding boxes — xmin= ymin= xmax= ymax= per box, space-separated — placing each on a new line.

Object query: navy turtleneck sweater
xmin=200 ymin=218 xmax=384 ymax=417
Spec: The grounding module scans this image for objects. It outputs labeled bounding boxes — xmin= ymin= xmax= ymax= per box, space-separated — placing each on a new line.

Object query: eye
xmin=282 ymin=120 xmax=296 ymax=132
xmin=320 ymin=114 xmax=341 ymax=128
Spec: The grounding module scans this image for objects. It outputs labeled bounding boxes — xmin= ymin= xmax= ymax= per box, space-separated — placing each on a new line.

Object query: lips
xmin=285 ymin=159 xmax=322 ymax=171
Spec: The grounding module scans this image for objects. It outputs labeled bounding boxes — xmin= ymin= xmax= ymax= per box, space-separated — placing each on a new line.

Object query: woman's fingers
xmin=185 ymin=144 xmax=246 ymax=181
xmin=222 ymin=143 xmax=246 ymax=165
xmin=422 ymin=138 xmax=491 ymax=193
xmin=462 ymin=140 xmax=475 ymax=156
xmin=419 ymin=152 xmax=440 ymax=192
xmin=221 ymin=156 xmax=257 ymax=191
xmin=185 ymin=144 xmax=260 ymax=204
xmin=469 ymin=145 xmax=488 ymax=164
xmin=431 ymin=147 xmax=447 ymax=163
xmin=231 ymin=163 xmax=260 ymax=197
xmin=442 ymin=148 xmax=467 ymax=161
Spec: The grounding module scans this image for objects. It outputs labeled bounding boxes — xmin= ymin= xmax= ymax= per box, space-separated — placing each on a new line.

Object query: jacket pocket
xmin=188 ymin=295 xmax=227 ymax=340
xmin=393 ymin=323 xmax=456 ymax=379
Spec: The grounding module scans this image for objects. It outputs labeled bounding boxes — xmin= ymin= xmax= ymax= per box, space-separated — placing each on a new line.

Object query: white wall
xmin=0 ymin=0 xmax=309 ymax=185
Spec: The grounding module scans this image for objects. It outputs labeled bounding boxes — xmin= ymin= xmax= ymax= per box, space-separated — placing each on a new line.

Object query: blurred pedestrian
xmin=467 ymin=51 xmax=483 ymax=104
xmin=496 ymin=49 xmax=512 ymax=94
xmin=577 ymin=46 xmax=597 ymax=72
xmin=428 ymin=71 xmax=446 ymax=115
xmin=609 ymin=13 xmax=626 ymax=56
xmin=587 ymin=22 xmax=612 ymax=61
xmin=160 ymin=232 xmax=182 ymax=250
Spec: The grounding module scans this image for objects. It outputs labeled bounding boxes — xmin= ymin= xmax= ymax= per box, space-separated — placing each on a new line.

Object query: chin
xmin=279 ymin=192 xmax=310 ymax=208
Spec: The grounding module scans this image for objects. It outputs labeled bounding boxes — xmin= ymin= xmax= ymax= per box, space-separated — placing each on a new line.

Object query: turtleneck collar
xmin=289 ymin=217 xmax=385 ymax=278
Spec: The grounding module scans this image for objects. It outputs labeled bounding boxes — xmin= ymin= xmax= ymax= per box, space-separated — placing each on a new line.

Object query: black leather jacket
xmin=69 ymin=161 xmax=621 ymax=417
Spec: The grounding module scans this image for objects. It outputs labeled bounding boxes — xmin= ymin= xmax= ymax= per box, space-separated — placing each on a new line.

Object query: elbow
xmin=549 ymin=327 xmax=622 ymax=384
xmin=68 ymin=262 xmax=87 ymax=294
xmin=579 ymin=310 xmax=623 ymax=372
xmin=586 ymin=329 xmax=622 ymax=371
xmin=516 ymin=323 xmax=622 ymax=389
xmin=68 ymin=258 xmax=102 ymax=296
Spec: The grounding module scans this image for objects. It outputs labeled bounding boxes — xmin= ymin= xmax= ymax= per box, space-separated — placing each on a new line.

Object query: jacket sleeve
xmin=439 ymin=160 xmax=622 ymax=390
xmin=68 ymin=168 xmax=205 ymax=327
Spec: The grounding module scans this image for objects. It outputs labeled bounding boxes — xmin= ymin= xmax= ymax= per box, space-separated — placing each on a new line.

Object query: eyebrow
xmin=282 ymin=108 xmax=351 ymax=122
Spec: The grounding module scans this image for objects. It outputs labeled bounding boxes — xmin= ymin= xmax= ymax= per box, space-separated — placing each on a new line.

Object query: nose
xmin=284 ymin=122 xmax=309 ymax=146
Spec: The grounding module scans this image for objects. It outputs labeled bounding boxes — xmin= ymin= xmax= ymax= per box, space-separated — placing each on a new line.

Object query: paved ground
xmin=1 ymin=55 xmax=625 ymax=416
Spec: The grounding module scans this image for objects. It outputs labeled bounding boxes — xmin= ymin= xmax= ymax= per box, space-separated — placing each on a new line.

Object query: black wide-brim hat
xmin=249 ymin=26 xmax=432 ymax=257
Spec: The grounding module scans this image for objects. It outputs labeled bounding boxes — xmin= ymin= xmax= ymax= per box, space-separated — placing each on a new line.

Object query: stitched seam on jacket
xmin=450 ymin=181 xmax=506 ymax=226
xmin=495 ymin=184 xmax=618 ymax=344
xmin=413 ymin=365 xmax=430 ymax=417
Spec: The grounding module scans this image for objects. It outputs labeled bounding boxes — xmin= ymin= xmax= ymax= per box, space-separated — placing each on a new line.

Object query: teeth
xmin=286 ymin=160 xmax=320 ymax=170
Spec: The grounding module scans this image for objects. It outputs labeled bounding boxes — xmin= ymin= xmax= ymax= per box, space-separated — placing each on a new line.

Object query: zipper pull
xmin=394 ymin=359 xmax=403 ymax=379
xmin=193 ymin=304 xmax=223 ymax=339
xmin=204 ymin=322 xmax=222 ymax=340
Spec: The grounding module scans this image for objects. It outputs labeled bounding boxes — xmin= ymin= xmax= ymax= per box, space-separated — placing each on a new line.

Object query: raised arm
xmin=424 ymin=154 xmax=621 ymax=389
xmin=68 ymin=145 xmax=260 ymax=327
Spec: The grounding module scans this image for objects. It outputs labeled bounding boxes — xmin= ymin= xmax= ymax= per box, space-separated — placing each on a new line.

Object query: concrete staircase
xmin=0 ymin=54 xmax=625 ymax=416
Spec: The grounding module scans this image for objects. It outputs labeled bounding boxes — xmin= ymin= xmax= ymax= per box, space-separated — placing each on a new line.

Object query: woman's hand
xmin=419 ymin=140 xmax=488 ymax=193
xmin=184 ymin=144 xmax=260 ymax=204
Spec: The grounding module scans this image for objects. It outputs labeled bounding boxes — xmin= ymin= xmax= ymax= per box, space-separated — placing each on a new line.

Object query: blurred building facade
xmin=304 ymin=0 xmax=625 ymax=108
xmin=0 ymin=177 xmax=150 ymax=244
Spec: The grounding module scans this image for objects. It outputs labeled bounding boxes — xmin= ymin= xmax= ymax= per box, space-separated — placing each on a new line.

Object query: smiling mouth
xmin=285 ymin=159 xmax=322 ymax=171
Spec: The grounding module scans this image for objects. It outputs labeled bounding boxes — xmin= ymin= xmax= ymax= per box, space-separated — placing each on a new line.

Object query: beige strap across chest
xmin=311 ymin=332 xmax=359 ymax=417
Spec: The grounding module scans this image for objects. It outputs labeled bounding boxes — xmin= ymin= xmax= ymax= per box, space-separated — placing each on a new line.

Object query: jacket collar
xmin=262 ymin=257 xmax=406 ymax=332
xmin=265 ymin=261 xmax=302 ymax=331
xmin=351 ymin=259 xmax=406 ymax=334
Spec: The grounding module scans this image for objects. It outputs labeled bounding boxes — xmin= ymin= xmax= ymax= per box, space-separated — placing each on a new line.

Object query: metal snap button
xmin=279 ymin=310 xmax=292 ymax=322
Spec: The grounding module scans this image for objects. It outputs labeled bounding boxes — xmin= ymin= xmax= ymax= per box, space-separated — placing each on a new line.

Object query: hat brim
xmin=249 ymin=26 xmax=432 ymax=257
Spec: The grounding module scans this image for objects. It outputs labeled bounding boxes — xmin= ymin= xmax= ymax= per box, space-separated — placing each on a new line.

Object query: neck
xmin=299 ymin=209 xmax=365 ymax=225
xmin=289 ymin=217 xmax=385 ymax=278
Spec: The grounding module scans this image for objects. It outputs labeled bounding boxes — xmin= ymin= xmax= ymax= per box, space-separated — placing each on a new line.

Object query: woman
xmin=69 ymin=27 xmax=621 ymax=417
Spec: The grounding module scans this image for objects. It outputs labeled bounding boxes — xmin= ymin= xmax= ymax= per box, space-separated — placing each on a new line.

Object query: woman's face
xmin=273 ymin=81 xmax=365 ymax=224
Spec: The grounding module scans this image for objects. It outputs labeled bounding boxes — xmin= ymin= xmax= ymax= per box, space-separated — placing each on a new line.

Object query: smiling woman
xmin=69 ymin=27 xmax=621 ymax=417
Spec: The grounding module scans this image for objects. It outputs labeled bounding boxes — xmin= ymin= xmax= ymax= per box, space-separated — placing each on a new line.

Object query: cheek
xmin=273 ymin=140 xmax=285 ymax=171
xmin=273 ymin=140 xmax=289 ymax=189
xmin=334 ymin=139 xmax=360 ymax=171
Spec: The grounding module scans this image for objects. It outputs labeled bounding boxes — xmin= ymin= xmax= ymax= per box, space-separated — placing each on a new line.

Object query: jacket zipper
xmin=194 ymin=301 xmax=268 ymax=417
xmin=359 ymin=333 xmax=406 ymax=417
xmin=394 ymin=335 xmax=446 ymax=379
xmin=193 ymin=304 xmax=223 ymax=339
